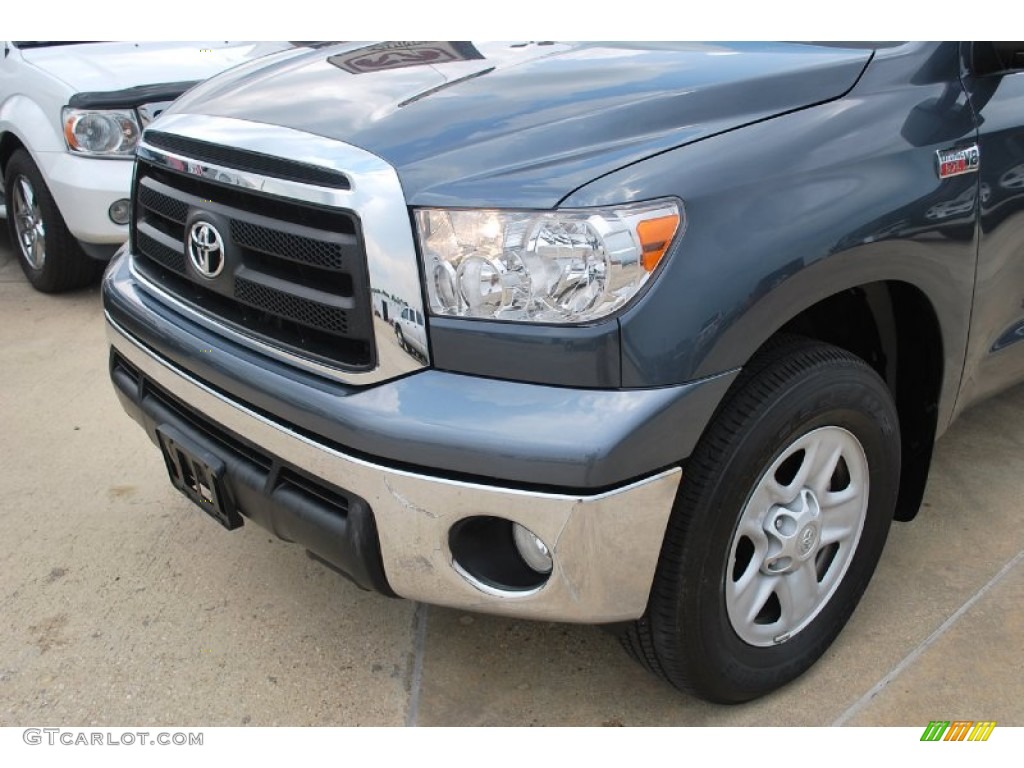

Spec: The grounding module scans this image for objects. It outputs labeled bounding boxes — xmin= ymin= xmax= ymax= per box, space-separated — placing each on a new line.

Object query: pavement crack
xmin=832 ymin=548 xmax=1024 ymax=726
xmin=404 ymin=602 xmax=430 ymax=727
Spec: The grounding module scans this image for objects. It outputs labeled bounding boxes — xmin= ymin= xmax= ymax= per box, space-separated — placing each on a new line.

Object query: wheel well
xmin=776 ymin=282 xmax=942 ymax=522
xmin=0 ymin=131 xmax=27 ymax=178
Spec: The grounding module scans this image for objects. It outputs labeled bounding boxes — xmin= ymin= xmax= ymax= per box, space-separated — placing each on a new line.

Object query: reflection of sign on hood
xmin=329 ymin=41 xmax=483 ymax=75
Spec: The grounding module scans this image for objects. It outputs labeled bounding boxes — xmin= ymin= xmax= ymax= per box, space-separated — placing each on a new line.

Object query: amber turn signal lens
xmin=637 ymin=214 xmax=680 ymax=272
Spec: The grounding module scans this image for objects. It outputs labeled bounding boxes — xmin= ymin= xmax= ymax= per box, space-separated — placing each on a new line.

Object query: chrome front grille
xmin=129 ymin=114 xmax=429 ymax=386
xmin=131 ymin=157 xmax=375 ymax=371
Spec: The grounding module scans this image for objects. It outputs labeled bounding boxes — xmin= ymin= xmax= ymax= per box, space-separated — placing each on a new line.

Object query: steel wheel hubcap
xmin=725 ymin=426 xmax=869 ymax=646
xmin=12 ymin=175 xmax=46 ymax=270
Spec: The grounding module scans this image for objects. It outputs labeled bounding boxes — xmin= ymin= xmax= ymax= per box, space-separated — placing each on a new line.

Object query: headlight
xmin=62 ymin=108 xmax=141 ymax=157
xmin=415 ymin=199 xmax=683 ymax=324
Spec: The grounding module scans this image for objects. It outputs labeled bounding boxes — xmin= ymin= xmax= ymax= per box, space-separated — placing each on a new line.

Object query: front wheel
xmin=4 ymin=148 xmax=102 ymax=293
xmin=624 ymin=337 xmax=901 ymax=703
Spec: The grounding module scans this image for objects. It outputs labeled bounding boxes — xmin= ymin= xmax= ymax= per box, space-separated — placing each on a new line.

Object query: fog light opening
xmin=448 ymin=516 xmax=552 ymax=593
xmin=108 ymin=199 xmax=131 ymax=225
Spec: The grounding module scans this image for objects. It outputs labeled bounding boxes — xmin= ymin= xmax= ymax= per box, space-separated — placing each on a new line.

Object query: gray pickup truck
xmin=102 ymin=41 xmax=1024 ymax=703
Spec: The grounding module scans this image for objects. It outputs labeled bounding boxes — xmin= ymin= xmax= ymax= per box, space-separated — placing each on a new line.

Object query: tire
xmin=624 ymin=336 xmax=900 ymax=703
xmin=395 ymin=325 xmax=407 ymax=351
xmin=4 ymin=148 xmax=103 ymax=293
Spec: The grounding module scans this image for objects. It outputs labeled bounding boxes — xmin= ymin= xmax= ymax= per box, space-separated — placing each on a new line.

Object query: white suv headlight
xmin=415 ymin=199 xmax=683 ymax=324
xmin=62 ymin=108 xmax=141 ymax=157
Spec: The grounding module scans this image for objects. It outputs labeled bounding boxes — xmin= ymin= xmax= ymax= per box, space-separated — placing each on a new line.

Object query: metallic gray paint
xmin=563 ymin=42 xmax=979 ymax=436
xmin=954 ymin=53 xmax=1024 ymax=413
xmin=104 ymin=253 xmax=737 ymax=490
xmin=163 ymin=42 xmax=873 ymax=209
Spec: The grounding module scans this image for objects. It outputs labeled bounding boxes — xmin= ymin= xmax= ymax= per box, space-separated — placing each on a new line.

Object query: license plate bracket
xmin=156 ymin=425 xmax=243 ymax=530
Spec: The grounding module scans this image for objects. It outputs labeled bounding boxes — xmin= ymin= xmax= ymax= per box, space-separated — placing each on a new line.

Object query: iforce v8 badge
xmin=936 ymin=144 xmax=980 ymax=179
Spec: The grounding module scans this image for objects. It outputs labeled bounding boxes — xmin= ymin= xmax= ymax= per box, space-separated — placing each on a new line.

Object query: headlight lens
xmin=62 ymin=108 xmax=141 ymax=157
xmin=415 ymin=199 xmax=683 ymax=323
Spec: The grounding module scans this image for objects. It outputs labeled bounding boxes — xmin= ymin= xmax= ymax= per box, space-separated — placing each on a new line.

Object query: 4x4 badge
xmin=936 ymin=144 xmax=980 ymax=179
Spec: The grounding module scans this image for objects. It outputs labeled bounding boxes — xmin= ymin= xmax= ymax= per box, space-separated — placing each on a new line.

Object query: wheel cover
xmin=725 ymin=426 xmax=869 ymax=647
xmin=11 ymin=175 xmax=46 ymax=270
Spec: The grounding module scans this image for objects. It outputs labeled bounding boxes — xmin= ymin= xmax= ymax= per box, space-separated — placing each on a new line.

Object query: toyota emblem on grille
xmin=188 ymin=221 xmax=225 ymax=279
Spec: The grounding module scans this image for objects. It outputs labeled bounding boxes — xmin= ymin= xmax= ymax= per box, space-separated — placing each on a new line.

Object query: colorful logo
xmin=935 ymin=145 xmax=981 ymax=179
xmin=920 ymin=721 xmax=996 ymax=741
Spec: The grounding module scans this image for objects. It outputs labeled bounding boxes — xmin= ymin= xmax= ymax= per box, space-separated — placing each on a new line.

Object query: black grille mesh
xmin=231 ymin=220 xmax=345 ymax=270
xmin=138 ymin=184 xmax=189 ymax=224
xmin=235 ymin=278 xmax=350 ymax=334
xmin=137 ymin=230 xmax=186 ymax=273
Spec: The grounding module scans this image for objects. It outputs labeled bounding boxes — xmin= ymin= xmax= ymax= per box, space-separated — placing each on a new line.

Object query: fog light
xmin=448 ymin=517 xmax=551 ymax=592
xmin=512 ymin=523 xmax=552 ymax=574
xmin=108 ymin=199 xmax=131 ymax=225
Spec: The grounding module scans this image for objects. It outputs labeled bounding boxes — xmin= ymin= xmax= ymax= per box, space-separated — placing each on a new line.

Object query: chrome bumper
xmin=107 ymin=317 xmax=682 ymax=623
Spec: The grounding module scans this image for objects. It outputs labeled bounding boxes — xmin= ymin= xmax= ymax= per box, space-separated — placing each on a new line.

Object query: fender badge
xmin=936 ymin=144 xmax=980 ymax=179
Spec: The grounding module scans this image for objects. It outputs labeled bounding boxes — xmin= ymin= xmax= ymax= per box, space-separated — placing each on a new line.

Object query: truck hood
xmin=165 ymin=41 xmax=874 ymax=208
xmin=20 ymin=41 xmax=294 ymax=95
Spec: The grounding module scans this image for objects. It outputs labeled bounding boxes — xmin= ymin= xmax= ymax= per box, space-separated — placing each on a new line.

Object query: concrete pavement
xmin=0 ymin=230 xmax=1021 ymax=726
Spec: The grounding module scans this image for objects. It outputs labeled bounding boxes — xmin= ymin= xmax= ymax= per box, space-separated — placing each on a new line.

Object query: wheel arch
xmin=0 ymin=130 xmax=27 ymax=179
xmin=713 ymin=279 xmax=945 ymax=522
xmin=0 ymin=94 xmax=66 ymax=168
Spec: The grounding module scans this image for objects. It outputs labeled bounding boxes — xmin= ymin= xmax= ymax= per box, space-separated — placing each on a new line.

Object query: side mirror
xmin=970 ymin=41 xmax=1024 ymax=76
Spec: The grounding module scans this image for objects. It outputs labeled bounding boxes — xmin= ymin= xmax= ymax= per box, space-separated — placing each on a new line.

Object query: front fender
xmin=0 ymin=93 xmax=65 ymax=158
xmin=562 ymin=42 xmax=975 ymax=431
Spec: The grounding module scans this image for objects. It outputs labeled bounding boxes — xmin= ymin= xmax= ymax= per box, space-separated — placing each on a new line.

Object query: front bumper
xmin=34 ymin=150 xmax=131 ymax=245
xmin=108 ymin=316 xmax=682 ymax=622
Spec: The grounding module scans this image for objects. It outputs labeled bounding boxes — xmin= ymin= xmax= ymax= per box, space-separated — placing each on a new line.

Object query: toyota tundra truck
xmin=101 ymin=41 xmax=1024 ymax=703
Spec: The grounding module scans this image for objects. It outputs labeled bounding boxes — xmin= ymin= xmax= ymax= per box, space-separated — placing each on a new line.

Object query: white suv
xmin=395 ymin=306 xmax=428 ymax=360
xmin=0 ymin=41 xmax=293 ymax=292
